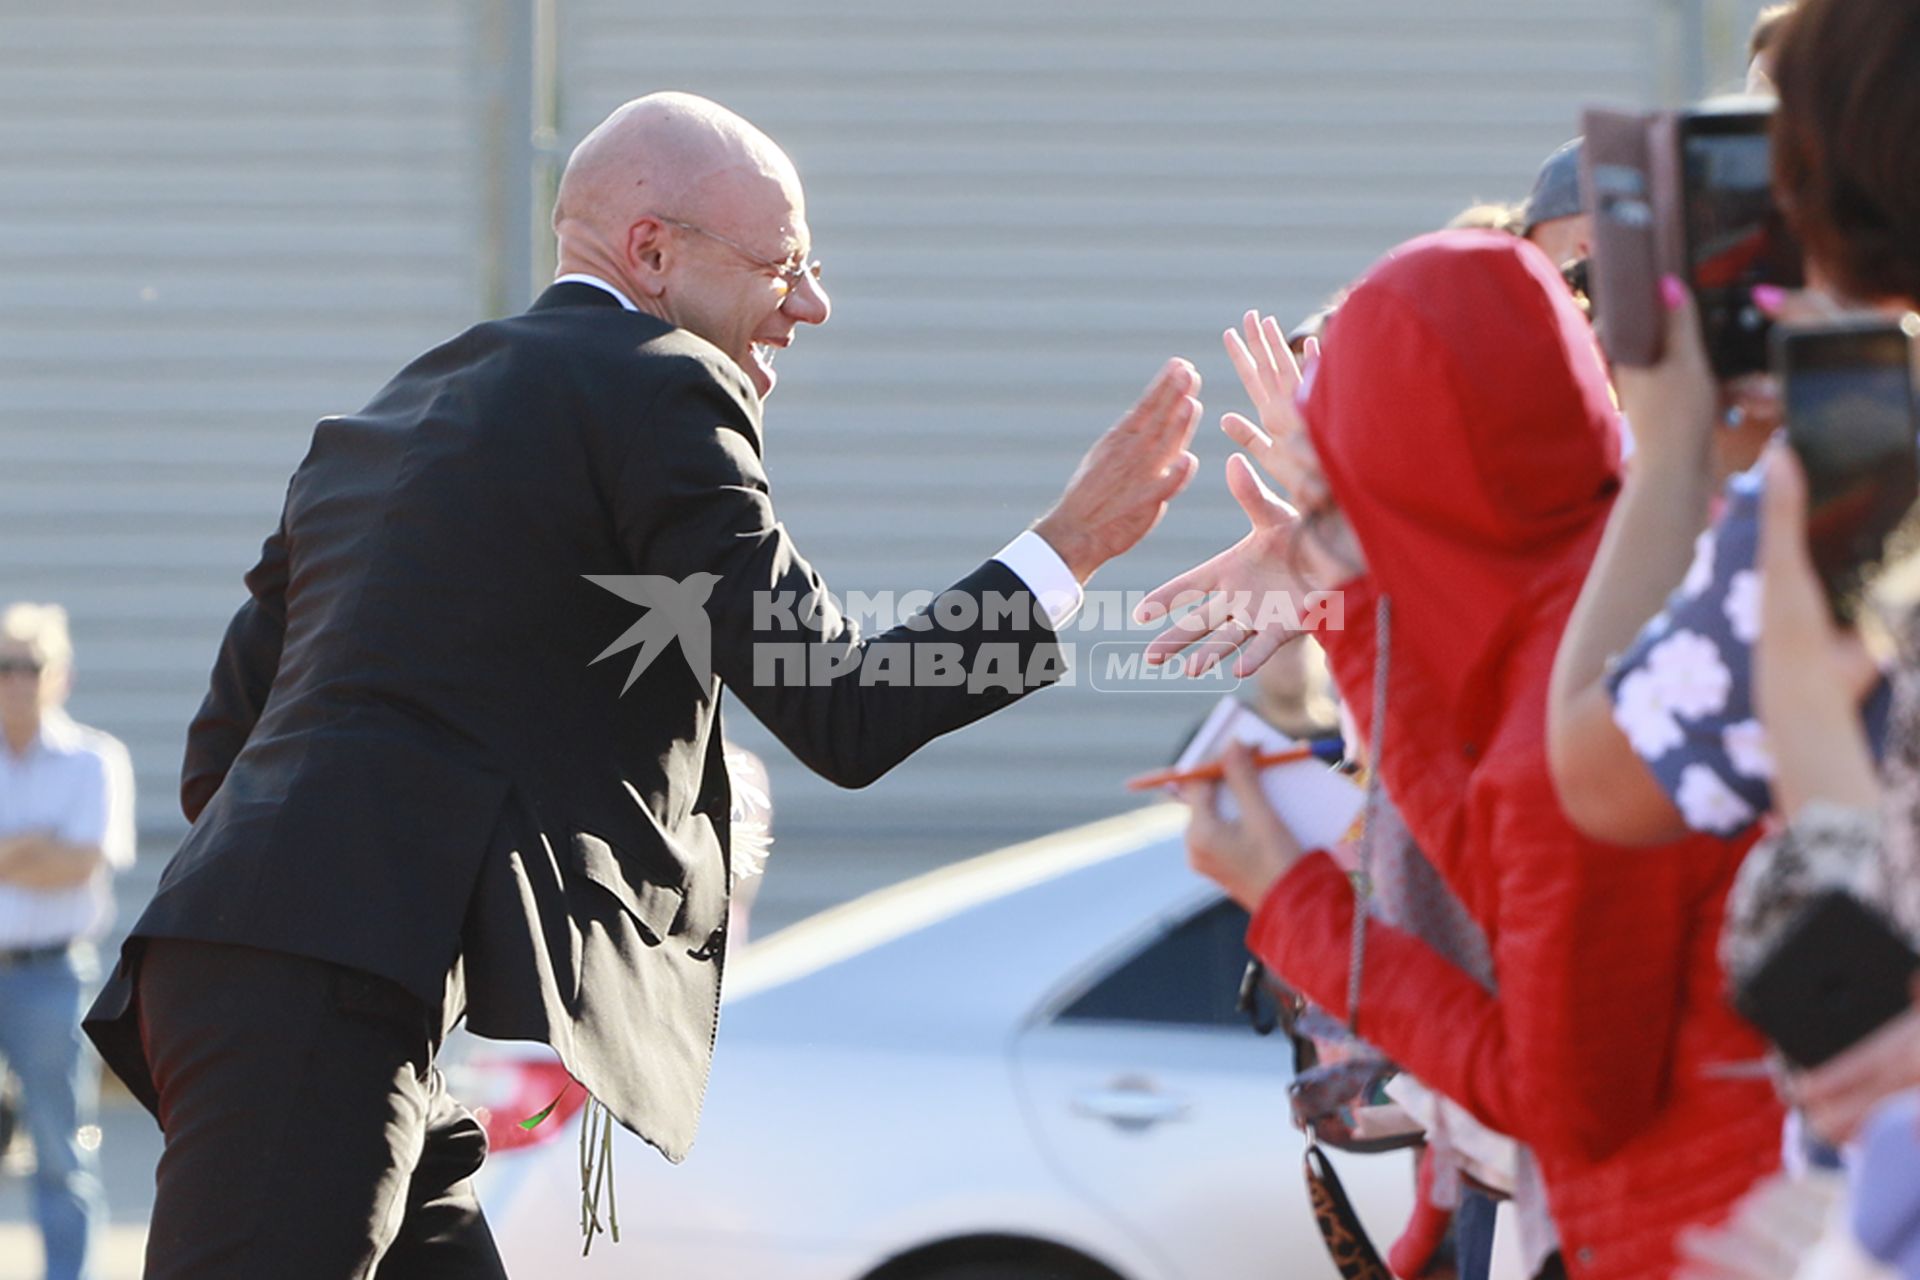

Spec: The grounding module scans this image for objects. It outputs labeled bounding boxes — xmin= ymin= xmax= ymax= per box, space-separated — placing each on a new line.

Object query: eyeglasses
xmin=0 ymin=658 xmax=44 ymax=678
xmin=652 ymin=215 xmax=823 ymax=299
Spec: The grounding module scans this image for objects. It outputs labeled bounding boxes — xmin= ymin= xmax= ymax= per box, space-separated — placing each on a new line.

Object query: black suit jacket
xmin=87 ymin=283 xmax=1063 ymax=1159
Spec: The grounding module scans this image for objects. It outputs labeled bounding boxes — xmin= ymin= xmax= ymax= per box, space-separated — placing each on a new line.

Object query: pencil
xmin=1125 ymin=744 xmax=1319 ymax=793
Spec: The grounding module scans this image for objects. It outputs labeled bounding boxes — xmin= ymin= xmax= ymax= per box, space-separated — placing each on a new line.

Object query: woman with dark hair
xmin=1148 ymin=228 xmax=1783 ymax=1280
xmin=1768 ymin=0 xmax=1920 ymax=308
xmin=1748 ymin=0 xmax=1920 ymax=938
xmin=1544 ymin=0 xmax=1920 ymax=1270
xmin=1726 ymin=0 xmax=1920 ymax=1271
xmin=1548 ymin=0 xmax=1920 ymax=855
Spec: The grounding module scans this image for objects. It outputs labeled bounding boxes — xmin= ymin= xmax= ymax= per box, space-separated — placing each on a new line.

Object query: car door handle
xmin=1072 ymin=1080 xmax=1191 ymax=1131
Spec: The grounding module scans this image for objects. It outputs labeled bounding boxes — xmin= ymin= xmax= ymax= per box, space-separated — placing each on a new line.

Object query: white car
xmin=465 ymin=805 xmax=1419 ymax=1279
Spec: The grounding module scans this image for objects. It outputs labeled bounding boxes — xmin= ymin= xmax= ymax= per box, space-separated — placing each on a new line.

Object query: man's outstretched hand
xmin=1033 ymin=358 xmax=1202 ymax=584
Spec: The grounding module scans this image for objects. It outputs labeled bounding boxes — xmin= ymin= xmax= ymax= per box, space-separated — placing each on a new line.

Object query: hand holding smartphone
xmin=1583 ymin=98 xmax=1803 ymax=379
xmin=1678 ymin=105 xmax=1804 ymax=379
xmin=1777 ymin=313 xmax=1920 ymax=623
xmin=1734 ymin=890 xmax=1920 ymax=1069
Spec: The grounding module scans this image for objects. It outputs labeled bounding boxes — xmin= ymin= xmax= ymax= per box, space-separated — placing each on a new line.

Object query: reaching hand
xmin=1221 ymin=310 xmax=1331 ymax=511
xmin=1179 ymin=740 xmax=1304 ymax=911
xmin=1789 ymin=977 xmax=1920 ymax=1145
xmin=1133 ymin=454 xmax=1358 ymax=679
xmin=1613 ymin=279 xmax=1721 ymax=470
xmin=1032 ymin=358 xmax=1202 ymax=583
xmin=1753 ymin=442 xmax=1883 ymax=817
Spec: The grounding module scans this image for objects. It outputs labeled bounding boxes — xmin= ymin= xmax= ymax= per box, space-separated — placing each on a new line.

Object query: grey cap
xmin=1521 ymin=138 xmax=1585 ymax=234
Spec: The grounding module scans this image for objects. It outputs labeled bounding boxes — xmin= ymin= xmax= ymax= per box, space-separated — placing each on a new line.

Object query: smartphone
xmin=1583 ymin=107 xmax=1667 ymax=367
xmin=1678 ymin=105 xmax=1804 ymax=379
xmin=1733 ymin=890 xmax=1920 ymax=1069
xmin=1778 ymin=313 xmax=1920 ymax=623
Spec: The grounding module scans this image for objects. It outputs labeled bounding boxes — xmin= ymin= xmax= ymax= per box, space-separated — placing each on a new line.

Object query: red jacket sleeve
xmin=1249 ymin=768 xmax=1711 ymax=1164
xmin=1252 ymin=851 xmax=1536 ymax=1143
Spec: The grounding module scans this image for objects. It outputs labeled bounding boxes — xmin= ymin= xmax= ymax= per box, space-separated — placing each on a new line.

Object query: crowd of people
xmin=1162 ymin=0 xmax=1920 ymax=1277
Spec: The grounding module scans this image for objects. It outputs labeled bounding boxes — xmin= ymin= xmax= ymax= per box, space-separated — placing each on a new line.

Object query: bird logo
xmin=583 ymin=573 xmax=723 ymax=693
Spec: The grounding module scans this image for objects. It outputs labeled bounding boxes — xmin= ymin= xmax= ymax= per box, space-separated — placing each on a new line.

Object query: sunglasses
xmin=0 ymin=658 xmax=45 ymax=678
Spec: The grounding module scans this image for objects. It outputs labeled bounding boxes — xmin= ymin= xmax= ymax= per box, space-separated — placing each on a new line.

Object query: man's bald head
xmin=549 ymin=93 xmax=828 ymax=400
xmin=553 ymin=92 xmax=799 ymax=255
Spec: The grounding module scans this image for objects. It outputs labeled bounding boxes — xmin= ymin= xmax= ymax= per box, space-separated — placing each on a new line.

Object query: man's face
xmin=657 ymin=173 xmax=830 ymax=401
xmin=0 ymin=637 xmax=60 ymax=724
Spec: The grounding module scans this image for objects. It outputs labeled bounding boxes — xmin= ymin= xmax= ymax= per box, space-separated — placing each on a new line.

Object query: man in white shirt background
xmin=0 ymin=603 xmax=134 ymax=1280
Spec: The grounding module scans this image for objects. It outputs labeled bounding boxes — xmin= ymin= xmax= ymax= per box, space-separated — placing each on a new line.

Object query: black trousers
xmin=135 ymin=938 xmax=506 ymax=1280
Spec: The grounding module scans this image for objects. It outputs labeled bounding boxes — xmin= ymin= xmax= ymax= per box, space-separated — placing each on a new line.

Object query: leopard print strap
xmin=1304 ymin=1141 xmax=1396 ymax=1280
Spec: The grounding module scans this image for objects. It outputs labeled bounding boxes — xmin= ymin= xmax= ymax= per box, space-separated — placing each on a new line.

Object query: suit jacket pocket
xmin=568 ymin=832 xmax=684 ymax=946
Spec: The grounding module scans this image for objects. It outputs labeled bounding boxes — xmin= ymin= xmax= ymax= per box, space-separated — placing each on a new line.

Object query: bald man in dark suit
xmin=87 ymin=90 xmax=1201 ymax=1278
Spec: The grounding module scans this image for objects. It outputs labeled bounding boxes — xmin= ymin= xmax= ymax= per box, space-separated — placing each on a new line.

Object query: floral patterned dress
xmin=1606 ymin=468 xmax=1893 ymax=837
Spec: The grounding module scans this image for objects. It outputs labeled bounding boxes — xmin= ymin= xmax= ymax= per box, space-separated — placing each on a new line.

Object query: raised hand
xmin=1221 ymin=310 xmax=1330 ymax=511
xmin=1790 ymin=978 xmax=1920 ymax=1145
xmin=1612 ymin=280 xmax=1720 ymax=471
xmin=1179 ymin=740 xmax=1304 ymax=911
xmin=1133 ymin=454 xmax=1356 ymax=679
xmin=1752 ymin=442 xmax=1882 ymax=818
xmin=1033 ymin=358 xmax=1202 ymax=583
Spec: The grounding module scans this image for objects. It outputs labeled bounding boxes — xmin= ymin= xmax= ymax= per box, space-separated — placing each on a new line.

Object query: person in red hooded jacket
xmin=1144 ymin=230 xmax=1782 ymax=1280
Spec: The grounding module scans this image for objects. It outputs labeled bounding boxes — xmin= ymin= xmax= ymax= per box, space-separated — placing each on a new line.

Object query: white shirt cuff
xmin=993 ymin=530 xmax=1083 ymax=631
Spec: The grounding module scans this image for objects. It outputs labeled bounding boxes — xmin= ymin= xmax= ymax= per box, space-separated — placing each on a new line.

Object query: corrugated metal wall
xmin=2 ymin=0 xmax=1677 ymax=922
xmin=0 ymin=0 xmax=485 ymax=842
xmin=556 ymin=0 xmax=1660 ymax=916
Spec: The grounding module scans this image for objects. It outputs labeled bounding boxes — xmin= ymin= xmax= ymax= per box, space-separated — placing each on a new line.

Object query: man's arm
xmin=1248 ymin=775 xmax=1722 ymax=1161
xmin=181 ymin=498 xmax=292 ymax=822
xmin=618 ymin=357 xmax=1198 ymax=788
xmin=0 ymin=833 xmax=105 ymax=890
xmin=0 ymin=732 xmax=133 ymax=891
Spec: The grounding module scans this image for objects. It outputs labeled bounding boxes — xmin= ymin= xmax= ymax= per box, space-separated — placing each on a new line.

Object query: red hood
xmin=1305 ymin=230 xmax=1621 ymax=755
xmin=1271 ymin=234 xmax=1783 ymax=1275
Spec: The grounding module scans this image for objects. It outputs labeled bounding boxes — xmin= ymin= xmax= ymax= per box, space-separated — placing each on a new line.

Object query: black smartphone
xmin=1778 ymin=314 xmax=1920 ymax=623
xmin=1734 ymin=890 xmax=1920 ymax=1069
xmin=1679 ymin=105 xmax=1804 ymax=379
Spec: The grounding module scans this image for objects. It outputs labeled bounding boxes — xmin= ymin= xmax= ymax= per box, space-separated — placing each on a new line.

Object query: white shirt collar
xmin=552 ymin=274 xmax=638 ymax=312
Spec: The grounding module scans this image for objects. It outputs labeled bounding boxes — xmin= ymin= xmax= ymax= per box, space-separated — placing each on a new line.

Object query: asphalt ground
xmin=0 ymin=1100 xmax=157 ymax=1280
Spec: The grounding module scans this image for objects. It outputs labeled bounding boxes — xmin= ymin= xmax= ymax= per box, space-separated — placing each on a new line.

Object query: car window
xmin=1057 ymin=897 xmax=1253 ymax=1028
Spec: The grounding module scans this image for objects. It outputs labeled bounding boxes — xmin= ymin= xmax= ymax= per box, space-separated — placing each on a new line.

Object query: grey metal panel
xmin=0 ymin=0 xmax=486 ymax=843
xmin=0 ymin=0 xmax=1672 ymax=907
xmin=558 ymin=0 xmax=1658 ymax=894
